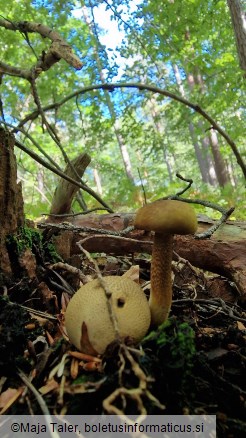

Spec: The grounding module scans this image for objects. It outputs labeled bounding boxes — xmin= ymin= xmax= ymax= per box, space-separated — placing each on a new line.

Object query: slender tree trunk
xmin=93 ymin=168 xmax=103 ymax=195
xmin=173 ymin=64 xmax=214 ymax=184
xmin=227 ymin=0 xmax=246 ymax=73
xmin=209 ymin=130 xmax=230 ymax=187
xmin=174 ymin=57 xmax=231 ymax=187
xmin=149 ymin=97 xmax=173 ymax=182
xmin=188 ymin=122 xmax=211 ymax=183
xmin=82 ymin=3 xmax=136 ymax=183
xmin=37 ymin=163 xmax=46 ymax=202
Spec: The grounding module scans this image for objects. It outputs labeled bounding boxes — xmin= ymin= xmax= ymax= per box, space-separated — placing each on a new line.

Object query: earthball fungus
xmin=65 ymin=276 xmax=151 ymax=355
xmin=134 ymin=199 xmax=198 ymax=326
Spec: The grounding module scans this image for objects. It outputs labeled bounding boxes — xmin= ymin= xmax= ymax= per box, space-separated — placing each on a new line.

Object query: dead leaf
xmin=0 ymin=387 xmax=24 ymax=414
xmin=237 ymin=321 xmax=246 ymax=331
xmin=18 ymin=248 xmax=37 ymax=279
xmin=39 ymin=378 xmax=59 ymax=395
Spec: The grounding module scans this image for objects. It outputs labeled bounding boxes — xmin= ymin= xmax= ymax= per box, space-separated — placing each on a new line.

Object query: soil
xmin=0 ymin=247 xmax=245 ymax=438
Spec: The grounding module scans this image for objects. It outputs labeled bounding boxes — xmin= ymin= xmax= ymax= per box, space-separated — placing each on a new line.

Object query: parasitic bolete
xmin=134 ymin=199 xmax=198 ymax=326
xmin=65 ymin=199 xmax=197 ymax=354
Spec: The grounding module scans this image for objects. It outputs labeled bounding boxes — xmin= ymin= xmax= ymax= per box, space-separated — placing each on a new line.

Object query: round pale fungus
xmin=65 ymin=276 xmax=151 ymax=354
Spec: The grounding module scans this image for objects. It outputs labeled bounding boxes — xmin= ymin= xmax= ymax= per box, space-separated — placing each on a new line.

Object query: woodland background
xmin=0 ymin=1 xmax=246 ymax=431
xmin=0 ymin=0 xmax=245 ymax=220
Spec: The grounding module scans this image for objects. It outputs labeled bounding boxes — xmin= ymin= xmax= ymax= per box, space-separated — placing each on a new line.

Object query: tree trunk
xmin=0 ymin=128 xmax=25 ymax=277
xmin=149 ymin=96 xmax=173 ymax=182
xmin=173 ymin=64 xmax=215 ymax=184
xmin=209 ymin=129 xmax=230 ymax=187
xmin=227 ymin=0 xmax=246 ymax=73
xmin=82 ymin=4 xmax=136 ymax=184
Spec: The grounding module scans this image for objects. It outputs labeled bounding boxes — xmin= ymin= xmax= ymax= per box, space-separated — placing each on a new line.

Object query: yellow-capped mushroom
xmin=134 ymin=199 xmax=198 ymax=326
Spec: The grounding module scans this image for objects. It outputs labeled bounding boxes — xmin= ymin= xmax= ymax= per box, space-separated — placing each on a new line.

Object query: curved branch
xmin=15 ymin=82 xmax=246 ymax=179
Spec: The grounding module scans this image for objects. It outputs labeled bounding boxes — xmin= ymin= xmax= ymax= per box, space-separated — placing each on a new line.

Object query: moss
xmin=6 ymin=226 xmax=42 ymax=253
xmin=142 ymin=318 xmax=196 ymax=376
xmin=6 ymin=225 xmax=62 ymax=263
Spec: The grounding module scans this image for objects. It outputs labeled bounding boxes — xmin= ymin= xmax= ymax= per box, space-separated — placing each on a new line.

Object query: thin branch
xmin=17 ymin=369 xmax=61 ymax=438
xmin=0 ymin=120 xmax=113 ymax=213
xmin=163 ymin=173 xmax=236 ymax=239
xmin=78 ymin=233 xmax=153 ymax=247
xmin=194 ymin=207 xmax=235 ymax=239
xmin=15 ymin=138 xmax=113 ymax=211
xmin=37 ymin=222 xmax=134 ymax=237
xmin=1 ymin=120 xmax=107 ymax=214
xmin=76 ymin=241 xmax=120 ymax=342
xmin=42 ymin=207 xmax=112 ymax=217
xmin=15 ymin=82 xmax=246 ymax=178
xmin=172 ymin=298 xmax=246 ymax=323
xmin=8 ymin=301 xmax=57 ymax=321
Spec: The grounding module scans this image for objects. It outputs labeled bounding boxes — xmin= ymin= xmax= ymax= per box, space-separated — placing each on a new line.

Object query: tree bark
xmin=209 ymin=129 xmax=230 ymax=187
xmin=227 ymin=0 xmax=246 ymax=73
xmin=0 ymin=128 xmax=25 ymax=276
xmin=49 ymin=152 xmax=91 ymax=217
xmin=173 ymin=64 xmax=216 ymax=185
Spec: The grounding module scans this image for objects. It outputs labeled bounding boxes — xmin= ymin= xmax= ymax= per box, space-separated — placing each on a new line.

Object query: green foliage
xmin=0 ymin=0 xmax=245 ymax=219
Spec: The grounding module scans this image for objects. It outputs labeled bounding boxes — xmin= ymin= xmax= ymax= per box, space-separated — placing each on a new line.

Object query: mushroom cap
xmin=134 ymin=199 xmax=198 ymax=235
xmin=65 ymin=276 xmax=151 ymax=354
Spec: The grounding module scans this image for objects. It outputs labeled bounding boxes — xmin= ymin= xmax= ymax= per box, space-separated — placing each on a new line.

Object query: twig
xmin=15 ymin=137 xmax=113 ymax=213
xmin=8 ymin=300 xmax=57 ymax=321
xmin=162 ymin=173 xmax=236 ymax=239
xmin=17 ymin=369 xmax=61 ymax=438
xmin=42 ymin=208 xmax=111 ymax=217
xmin=172 ymin=173 xmax=193 ymax=196
xmin=50 ymin=262 xmax=87 ymax=284
xmin=30 ymin=73 xmax=59 ymax=142
xmin=78 ymin=233 xmax=153 ymax=247
xmin=172 ymin=298 xmax=246 ymax=323
xmin=38 ymin=221 xmax=133 ymax=236
xmin=76 ymin=241 xmax=120 ymax=341
xmin=194 ymin=207 xmax=235 ymax=239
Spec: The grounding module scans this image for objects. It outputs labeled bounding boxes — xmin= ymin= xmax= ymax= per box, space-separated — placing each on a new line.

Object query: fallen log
xmin=39 ymin=212 xmax=246 ymax=298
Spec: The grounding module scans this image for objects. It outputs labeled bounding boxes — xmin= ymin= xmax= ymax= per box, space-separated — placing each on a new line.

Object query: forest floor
xmin=0 ymin=245 xmax=245 ymax=438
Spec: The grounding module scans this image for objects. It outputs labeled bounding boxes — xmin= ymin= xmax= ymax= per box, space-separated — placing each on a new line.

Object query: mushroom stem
xmin=149 ymin=233 xmax=173 ymax=326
